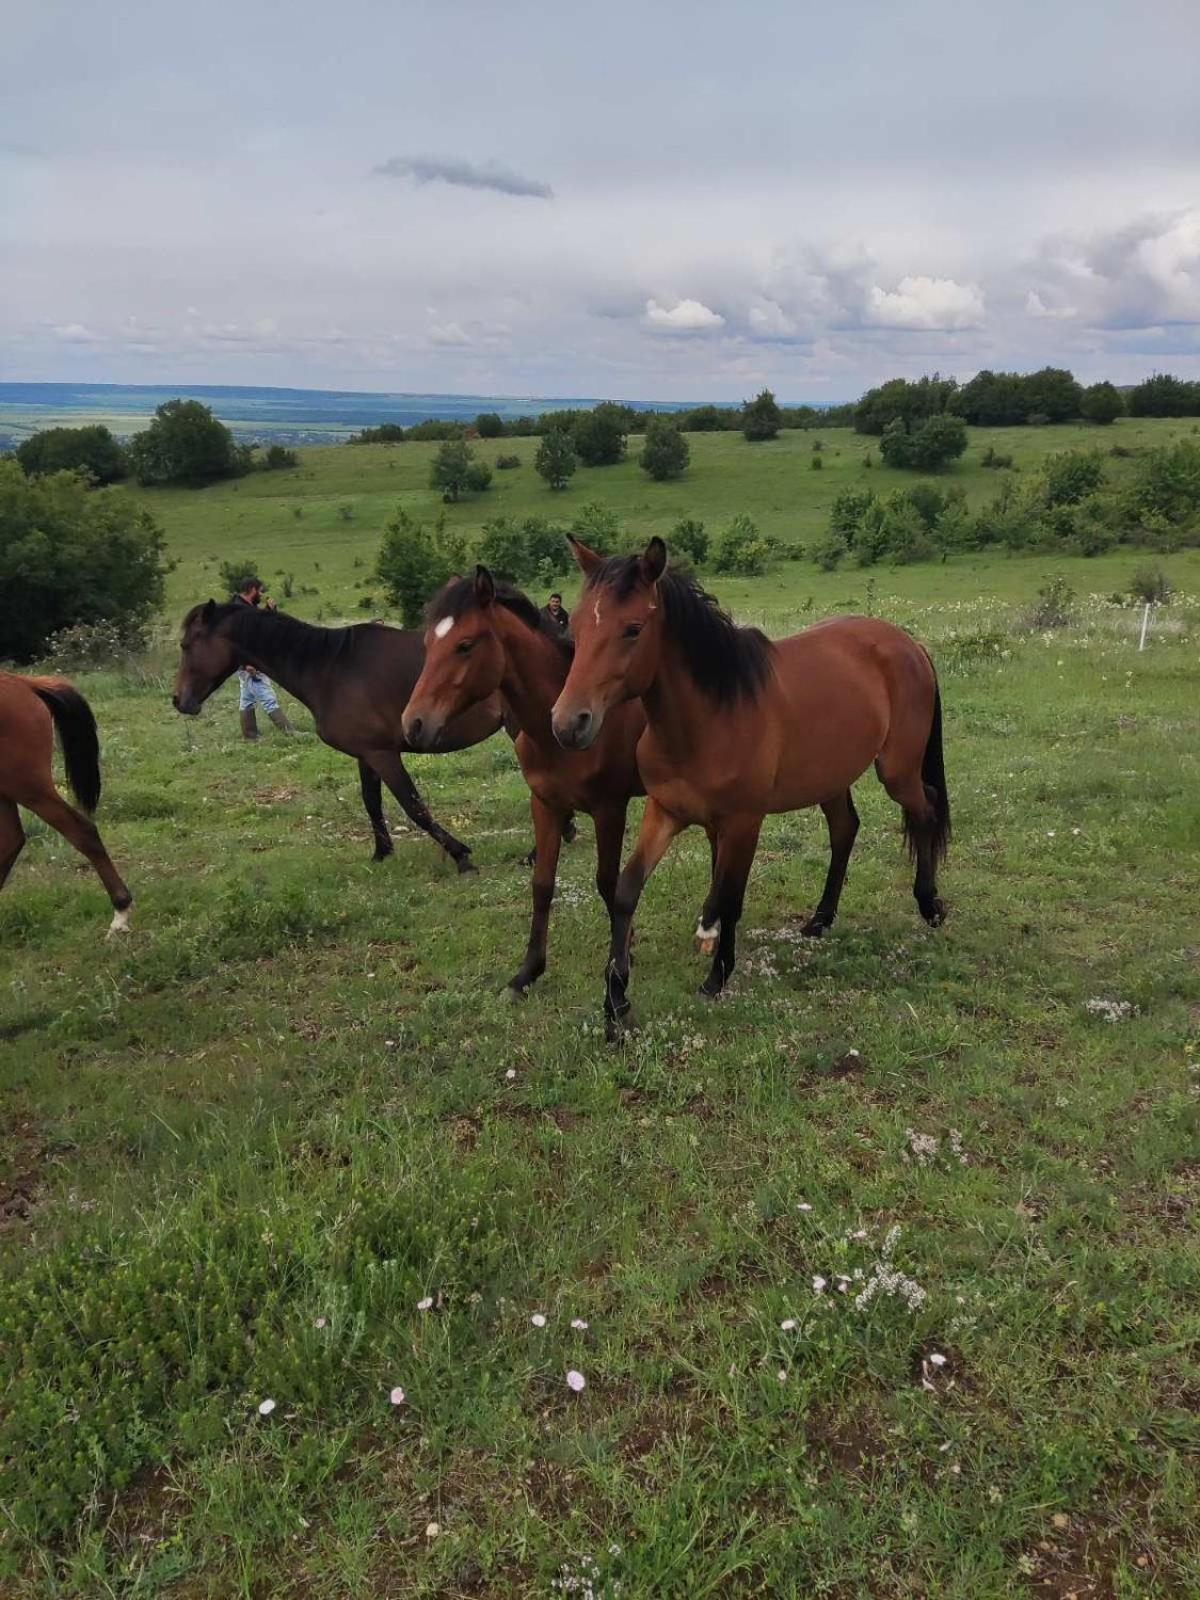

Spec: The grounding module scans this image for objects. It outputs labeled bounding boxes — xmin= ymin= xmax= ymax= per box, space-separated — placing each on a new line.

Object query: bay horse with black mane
xmin=402 ymin=567 xmax=646 ymax=995
xmin=173 ymin=601 xmax=506 ymax=871
xmin=551 ymin=536 xmax=950 ymax=1036
xmin=0 ymin=672 xmax=133 ymax=933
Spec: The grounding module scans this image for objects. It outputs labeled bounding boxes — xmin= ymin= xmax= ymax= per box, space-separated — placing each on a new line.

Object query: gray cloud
xmin=374 ymin=156 xmax=553 ymax=200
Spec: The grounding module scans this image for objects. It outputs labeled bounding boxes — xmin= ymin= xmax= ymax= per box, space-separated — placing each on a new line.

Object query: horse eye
xmin=622 ymin=622 xmax=643 ymax=639
xmin=456 ymin=638 xmax=474 ymax=654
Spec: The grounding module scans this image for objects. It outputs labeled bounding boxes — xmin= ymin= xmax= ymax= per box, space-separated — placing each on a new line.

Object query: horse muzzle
xmin=403 ymin=710 xmax=443 ymax=751
xmin=551 ymin=703 xmax=600 ymax=751
xmin=172 ymin=692 xmax=201 ymax=716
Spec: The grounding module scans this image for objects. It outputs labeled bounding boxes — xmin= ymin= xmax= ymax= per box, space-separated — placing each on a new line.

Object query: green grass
xmin=3 ymin=531 xmax=1199 ymax=1594
xmin=142 ymin=417 xmax=1200 ymax=625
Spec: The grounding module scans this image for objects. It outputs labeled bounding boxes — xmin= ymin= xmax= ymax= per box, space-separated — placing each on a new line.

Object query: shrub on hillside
xmin=127 ymin=399 xmax=243 ymax=487
xmin=669 ymin=517 xmax=708 ymax=566
xmin=376 ymin=509 xmax=467 ymax=626
xmin=17 ymin=425 xmax=127 ymax=485
xmin=261 ymin=444 xmax=298 ymax=470
xmin=475 ymin=412 xmax=505 ymax=438
xmin=574 ymin=403 xmax=628 ymax=467
xmin=855 ymin=375 xmax=957 ymax=435
xmin=879 ymin=414 xmax=967 ymax=470
xmin=347 ymin=423 xmax=406 ymax=444
xmin=639 ymin=418 xmax=690 ymax=480
xmin=741 ymin=389 xmax=782 ymax=442
xmin=1040 ymin=449 xmax=1105 ymax=507
xmin=0 ymin=460 xmax=167 ymax=663
xmin=535 ymin=429 xmax=578 ymax=490
xmin=712 ymin=513 xmax=770 ymax=575
xmin=1128 ymin=565 xmax=1173 ymax=605
xmin=1079 ymin=382 xmax=1125 ymax=425
xmin=475 ymin=517 xmax=572 ymax=583
xmin=430 ymin=440 xmax=492 ymax=502
xmin=1127 ymin=373 xmax=1200 ymax=418
xmin=1024 ymin=575 xmax=1076 ymax=629
xmin=496 ymin=453 xmax=521 ymax=469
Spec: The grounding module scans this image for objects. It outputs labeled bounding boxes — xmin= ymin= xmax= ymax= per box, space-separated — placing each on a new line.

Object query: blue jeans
xmin=237 ymin=670 xmax=280 ymax=714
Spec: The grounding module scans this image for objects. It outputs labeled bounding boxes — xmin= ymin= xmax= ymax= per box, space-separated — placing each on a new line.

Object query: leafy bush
xmin=574 ymin=403 xmax=628 ymax=467
xmin=1040 ymin=449 xmax=1105 ymax=507
xmin=218 ymin=557 xmax=265 ymax=596
xmin=809 ymin=453 xmax=823 ymax=470
xmin=347 ymin=423 xmax=405 ymax=444
xmin=42 ymin=618 xmax=149 ymax=671
xmin=830 ymin=486 xmax=875 ymax=545
xmin=1025 ymin=574 xmax=1076 ymax=629
xmin=430 ymin=440 xmax=492 ymax=502
xmin=0 ymin=461 xmax=167 ymax=663
xmin=854 ymin=375 xmax=958 ymax=435
xmin=407 ymin=419 xmax=466 ymax=441
xmin=1129 ymin=565 xmax=1173 ymax=604
xmin=1127 ymin=438 xmax=1200 ymax=526
xmin=261 ymin=444 xmax=298 ymax=470
xmin=812 ymin=532 xmax=847 ymax=571
xmin=338 ymin=503 xmax=354 ymax=522
xmin=639 ymin=418 xmax=690 ymax=480
xmin=1079 ymin=381 xmax=1124 ymax=425
xmin=376 ymin=509 xmax=467 ymax=626
xmin=17 ymin=424 xmax=127 ymax=485
xmin=127 ymin=399 xmax=242 ymax=487
xmin=475 ymin=412 xmax=505 ymax=438
xmin=669 ymin=517 xmax=708 ymax=566
xmin=742 ymin=389 xmax=782 ymax=442
xmin=1127 ymin=373 xmax=1200 ymax=418
xmin=981 ymin=445 xmax=1014 ymax=469
xmin=535 ymin=429 xmax=577 ymax=490
xmin=572 ymin=502 xmax=621 ymax=546
xmin=476 ymin=517 xmax=532 ymax=580
xmin=496 ymin=453 xmax=521 ymax=470
xmin=879 ymin=414 xmax=967 ymax=470
xmin=712 ymin=513 xmax=770 ymax=575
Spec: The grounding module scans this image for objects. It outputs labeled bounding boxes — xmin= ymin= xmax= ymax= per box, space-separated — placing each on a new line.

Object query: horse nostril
xmin=407 ymin=716 xmax=424 ymax=744
xmin=575 ymin=710 xmax=592 ymax=735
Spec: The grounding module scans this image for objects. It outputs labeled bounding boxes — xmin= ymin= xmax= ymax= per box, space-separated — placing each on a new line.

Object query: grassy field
xmin=2 ymin=426 xmax=1200 ymax=1596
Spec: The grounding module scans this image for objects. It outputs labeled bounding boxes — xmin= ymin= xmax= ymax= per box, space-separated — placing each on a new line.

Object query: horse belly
xmin=767 ymin=669 xmax=888 ymax=810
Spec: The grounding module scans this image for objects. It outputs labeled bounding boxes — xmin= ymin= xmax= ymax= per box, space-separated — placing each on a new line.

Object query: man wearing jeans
xmin=232 ymin=574 xmax=294 ymax=740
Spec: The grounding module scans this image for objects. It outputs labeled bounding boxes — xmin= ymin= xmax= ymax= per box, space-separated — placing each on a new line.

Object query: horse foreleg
xmin=878 ymin=766 xmax=947 ymax=926
xmin=507 ymin=796 xmax=566 ymax=997
xmin=604 ymin=798 xmax=685 ymax=1039
xmin=24 ymin=789 xmax=132 ymax=933
xmin=357 ymin=758 xmax=393 ymax=861
xmin=801 ymin=790 xmax=860 ymax=936
xmin=369 ymin=751 xmax=476 ymax=874
xmin=0 ymin=798 xmax=26 ymax=893
xmin=697 ymin=814 xmax=763 ymax=998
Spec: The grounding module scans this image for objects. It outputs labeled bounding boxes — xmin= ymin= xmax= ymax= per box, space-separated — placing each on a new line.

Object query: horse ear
xmin=567 ymin=534 xmax=602 ymax=575
xmin=202 ymin=599 xmax=216 ymax=622
xmin=474 ymin=564 xmax=496 ymax=606
xmin=639 ymin=537 xmax=668 ymax=585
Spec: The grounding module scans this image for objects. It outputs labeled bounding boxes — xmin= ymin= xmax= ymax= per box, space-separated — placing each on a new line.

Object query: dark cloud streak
xmin=374 ymin=155 xmax=552 ymax=200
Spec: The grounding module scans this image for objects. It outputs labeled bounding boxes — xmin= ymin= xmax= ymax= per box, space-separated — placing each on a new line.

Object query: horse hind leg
xmin=801 ymin=790 xmax=860 ymax=937
xmin=358 ymin=758 xmax=393 ymax=861
xmin=877 ymin=761 xmax=946 ymax=927
xmin=24 ymin=789 xmax=133 ymax=933
xmin=0 ymin=798 xmax=26 ymax=893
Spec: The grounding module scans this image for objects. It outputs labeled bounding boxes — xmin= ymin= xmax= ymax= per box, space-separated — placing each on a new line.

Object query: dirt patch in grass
xmin=802 ymin=1401 xmax=890 ymax=1480
xmin=0 ymin=1119 xmax=43 ymax=1229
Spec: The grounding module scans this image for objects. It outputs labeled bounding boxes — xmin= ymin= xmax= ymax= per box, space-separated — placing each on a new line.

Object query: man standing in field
xmin=231 ymin=574 xmax=294 ymax=740
xmin=542 ymin=592 xmax=570 ymax=633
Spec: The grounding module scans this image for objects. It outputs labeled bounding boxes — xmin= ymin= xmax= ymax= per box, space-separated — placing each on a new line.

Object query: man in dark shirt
xmin=542 ymin=591 xmax=570 ymax=633
xmin=231 ymin=575 xmax=293 ymax=740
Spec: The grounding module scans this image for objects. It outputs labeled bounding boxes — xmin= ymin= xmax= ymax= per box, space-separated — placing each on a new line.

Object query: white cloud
xmin=864 ymin=276 xmax=986 ymax=331
xmin=643 ymin=297 xmax=725 ymax=334
xmin=1029 ymin=208 xmax=1200 ymax=329
xmin=1026 ymin=290 xmax=1077 ymax=320
xmin=52 ymin=322 xmax=102 ymax=343
xmin=428 ymin=320 xmax=472 ymax=346
xmin=747 ymin=299 xmax=799 ymax=338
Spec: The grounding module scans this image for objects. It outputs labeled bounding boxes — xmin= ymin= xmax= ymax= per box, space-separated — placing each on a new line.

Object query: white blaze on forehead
xmin=433 ymin=616 xmax=454 ymax=640
xmin=592 ymin=598 xmax=603 ymax=627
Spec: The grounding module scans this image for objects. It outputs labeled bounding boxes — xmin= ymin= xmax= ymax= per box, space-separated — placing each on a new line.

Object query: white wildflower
xmin=570 ymin=1318 xmax=589 ymax=1331
xmin=257 ymin=1398 xmax=276 ymax=1416
xmin=531 ymin=1313 xmax=547 ymax=1327
xmin=417 ymin=1296 xmax=434 ymax=1311
xmin=566 ymin=1370 xmax=587 ymax=1392
xmin=390 ymin=1386 xmax=406 ymax=1405
xmin=780 ymin=1318 xmax=797 ymax=1331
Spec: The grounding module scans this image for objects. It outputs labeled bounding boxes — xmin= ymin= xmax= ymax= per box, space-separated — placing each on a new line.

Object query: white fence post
xmin=1138 ymin=602 xmax=1152 ymax=652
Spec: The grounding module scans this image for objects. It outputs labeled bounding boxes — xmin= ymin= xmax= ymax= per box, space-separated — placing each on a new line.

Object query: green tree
xmin=1079 ymin=381 xmax=1124 ymax=425
xmin=638 ymin=418 xmax=690 ymax=480
xmin=376 ymin=509 xmax=465 ymax=626
xmin=880 ymin=414 xmax=967 ymax=471
xmin=1021 ymin=367 xmax=1083 ymax=423
xmin=126 ymin=399 xmax=241 ymax=487
xmin=0 ymin=460 xmax=166 ymax=662
xmin=1127 ymin=373 xmax=1200 ymax=418
xmin=855 ymin=374 xmax=957 ymax=435
xmin=535 ymin=429 xmax=577 ymax=490
xmin=430 ymin=440 xmax=491 ymax=502
xmin=16 ymin=425 xmax=127 ymax=485
xmin=829 ymin=485 xmax=875 ymax=545
xmin=476 ymin=517 xmax=530 ymax=580
xmin=1040 ymin=450 xmax=1105 ymax=507
xmin=475 ymin=412 xmax=505 ymax=438
xmin=347 ymin=423 xmax=405 ymax=444
xmin=573 ymin=403 xmax=628 ymax=466
xmin=742 ymin=389 xmax=783 ymax=442
xmin=712 ymin=513 xmax=770 ymax=575
xmin=669 ymin=517 xmax=708 ymax=566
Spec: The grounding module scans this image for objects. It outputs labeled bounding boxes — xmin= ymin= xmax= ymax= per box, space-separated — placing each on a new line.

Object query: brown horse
xmin=173 ymin=601 xmax=506 ymax=871
xmin=551 ymin=537 xmax=950 ymax=1034
xmin=402 ymin=568 xmax=646 ymax=995
xmin=0 ymin=672 xmax=133 ymax=933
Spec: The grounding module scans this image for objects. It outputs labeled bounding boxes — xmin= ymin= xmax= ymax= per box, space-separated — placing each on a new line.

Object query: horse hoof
xmin=504 ymin=982 xmax=528 ymax=1004
xmin=922 ymin=898 xmax=947 ymax=927
xmin=697 ymin=979 xmax=723 ymax=1001
xmin=605 ymin=1011 xmax=632 ymax=1043
xmin=456 ymin=856 xmax=479 ymax=875
xmin=800 ymin=917 xmax=828 ymax=938
xmin=107 ymin=906 xmax=133 ymax=937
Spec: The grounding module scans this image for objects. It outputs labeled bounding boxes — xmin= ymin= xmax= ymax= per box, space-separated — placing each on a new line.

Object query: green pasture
xmin=3 ymin=531 xmax=1199 ymax=1594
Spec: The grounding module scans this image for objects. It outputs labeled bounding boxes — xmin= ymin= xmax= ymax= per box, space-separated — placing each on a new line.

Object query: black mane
xmin=586 ymin=557 xmax=772 ymax=704
xmin=428 ymin=576 xmax=573 ymax=656
xmin=189 ymin=601 xmax=363 ymax=671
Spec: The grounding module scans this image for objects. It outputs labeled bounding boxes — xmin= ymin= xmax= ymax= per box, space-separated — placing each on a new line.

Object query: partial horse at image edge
xmin=0 ymin=672 xmax=133 ymax=933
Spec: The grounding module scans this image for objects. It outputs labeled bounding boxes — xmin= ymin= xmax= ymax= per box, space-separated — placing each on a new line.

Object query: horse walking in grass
xmin=403 ymin=568 xmax=646 ymax=995
xmin=173 ymin=602 xmax=506 ymax=871
xmin=551 ymin=537 xmax=951 ymax=1036
xmin=0 ymin=672 xmax=133 ymax=933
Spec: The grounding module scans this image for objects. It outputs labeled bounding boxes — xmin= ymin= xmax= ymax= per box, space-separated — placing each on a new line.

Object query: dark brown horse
xmin=402 ymin=568 xmax=646 ymax=995
xmin=0 ymin=672 xmax=133 ymax=933
xmin=551 ymin=537 xmax=950 ymax=1034
xmin=173 ymin=601 xmax=505 ymax=871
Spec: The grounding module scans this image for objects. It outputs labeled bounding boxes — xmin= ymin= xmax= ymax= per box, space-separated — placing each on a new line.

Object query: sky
xmin=3 ymin=0 xmax=1199 ymax=401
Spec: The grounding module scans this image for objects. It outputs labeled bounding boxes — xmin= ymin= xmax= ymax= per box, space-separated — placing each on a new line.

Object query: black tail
xmin=31 ymin=681 xmax=102 ymax=813
xmin=903 ymin=680 xmax=951 ymax=865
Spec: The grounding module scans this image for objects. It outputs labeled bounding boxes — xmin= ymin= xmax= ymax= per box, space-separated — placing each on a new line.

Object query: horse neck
xmin=491 ymin=607 xmax=567 ymax=748
xmin=224 ymin=611 xmax=322 ymax=711
xmin=640 ymin=638 xmax=714 ymax=763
